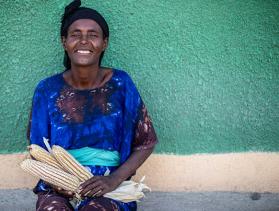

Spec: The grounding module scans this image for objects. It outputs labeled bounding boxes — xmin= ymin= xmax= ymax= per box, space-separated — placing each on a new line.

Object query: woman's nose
xmin=80 ymin=35 xmax=88 ymax=44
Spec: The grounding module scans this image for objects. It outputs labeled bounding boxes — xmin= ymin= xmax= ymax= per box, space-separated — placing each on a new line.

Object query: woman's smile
xmin=76 ymin=50 xmax=92 ymax=54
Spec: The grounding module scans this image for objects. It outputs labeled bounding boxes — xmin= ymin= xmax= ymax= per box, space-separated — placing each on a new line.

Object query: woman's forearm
xmin=110 ymin=147 xmax=154 ymax=185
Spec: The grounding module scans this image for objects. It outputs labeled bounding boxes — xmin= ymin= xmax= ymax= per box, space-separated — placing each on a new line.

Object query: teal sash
xmin=67 ymin=147 xmax=120 ymax=166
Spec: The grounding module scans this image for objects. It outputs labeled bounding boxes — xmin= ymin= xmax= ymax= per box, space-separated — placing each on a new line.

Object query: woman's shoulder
xmin=111 ymin=68 xmax=134 ymax=83
xmin=34 ymin=72 xmax=64 ymax=92
xmin=110 ymin=68 xmax=140 ymax=96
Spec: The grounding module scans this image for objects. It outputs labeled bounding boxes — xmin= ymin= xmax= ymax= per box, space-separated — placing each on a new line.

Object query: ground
xmin=0 ymin=189 xmax=279 ymax=211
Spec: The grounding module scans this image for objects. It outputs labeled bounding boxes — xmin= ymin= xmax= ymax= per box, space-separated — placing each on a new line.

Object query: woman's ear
xmin=61 ymin=36 xmax=67 ymax=50
xmin=102 ymin=37 xmax=108 ymax=51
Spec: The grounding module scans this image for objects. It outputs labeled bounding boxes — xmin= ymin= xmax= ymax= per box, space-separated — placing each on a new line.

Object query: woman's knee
xmin=79 ymin=197 xmax=119 ymax=211
xmin=36 ymin=192 xmax=74 ymax=211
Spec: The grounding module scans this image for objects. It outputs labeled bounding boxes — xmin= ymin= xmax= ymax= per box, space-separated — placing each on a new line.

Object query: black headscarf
xmin=61 ymin=0 xmax=109 ymax=69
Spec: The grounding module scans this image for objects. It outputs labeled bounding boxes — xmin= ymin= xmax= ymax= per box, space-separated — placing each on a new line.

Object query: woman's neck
xmin=67 ymin=65 xmax=102 ymax=90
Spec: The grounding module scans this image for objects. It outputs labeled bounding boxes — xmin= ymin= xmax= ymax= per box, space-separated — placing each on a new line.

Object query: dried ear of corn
xmin=104 ymin=177 xmax=151 ymax=203
xmin=52 ymin=145 xmax=93 ymax=182
xmin=29 ymin=144 xmax=63 ymax=170
xmin=20 ymin=159 xmax=80 ymax=193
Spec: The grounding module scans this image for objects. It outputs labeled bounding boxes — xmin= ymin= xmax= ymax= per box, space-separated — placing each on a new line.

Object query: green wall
xmin=0 ymin=0 xmax=278 ymax=154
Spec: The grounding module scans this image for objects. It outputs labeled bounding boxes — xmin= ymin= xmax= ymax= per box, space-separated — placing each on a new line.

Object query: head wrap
xmin=61 ymin=0 xmax=109 ymax=69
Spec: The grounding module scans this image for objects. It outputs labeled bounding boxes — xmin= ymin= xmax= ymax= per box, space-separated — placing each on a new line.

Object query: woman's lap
xmin=36 ymin=191 xmax=74 ymax=211
xmin=36 ymin=191 xmax=137 ymax=211
xmin=79 ymin=197 xmax=119 ymax=211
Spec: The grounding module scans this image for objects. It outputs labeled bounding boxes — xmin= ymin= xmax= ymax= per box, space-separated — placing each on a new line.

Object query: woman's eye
xmin=71 ymin=33 xmax=80 ymax=37
xmin=88 ymin=34 xmax=98 ymax=38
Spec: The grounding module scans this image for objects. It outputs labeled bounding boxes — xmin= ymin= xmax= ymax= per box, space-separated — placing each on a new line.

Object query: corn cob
xmin=28 ymin=144 xmax=64 ymax=170
xmin=20 ymin=159 xmax=80 ymax=192
xmin=104 ymin=178 xmax=151 ymax=203
xmin=52 ymin=145 xmax=93 ymax=182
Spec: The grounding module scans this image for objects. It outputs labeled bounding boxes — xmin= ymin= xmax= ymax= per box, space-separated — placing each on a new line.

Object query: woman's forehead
xmin=68 ymin=19 xmax=102 ymax=32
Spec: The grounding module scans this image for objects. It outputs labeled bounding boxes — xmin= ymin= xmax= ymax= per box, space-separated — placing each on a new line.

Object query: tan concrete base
xmin=1 ymin=152 xmax=279 ymax=192
xmin=0 ymin=153 xmax=38 ymax=189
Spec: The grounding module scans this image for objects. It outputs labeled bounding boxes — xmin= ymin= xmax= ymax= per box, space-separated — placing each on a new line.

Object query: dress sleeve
xmin=28 ymin=81 xmax=50 ymax=149
xmin=28 ymin=81 xmax=53 ymax=193
xmin=132 ymin=102 xmax=158 ymax=151
xmin=123 ymin=73 xmax=158 ymax=152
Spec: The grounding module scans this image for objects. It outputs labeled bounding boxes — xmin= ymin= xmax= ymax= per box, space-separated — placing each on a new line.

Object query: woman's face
xmin=62 ymin=19 xmax=108 ymax=67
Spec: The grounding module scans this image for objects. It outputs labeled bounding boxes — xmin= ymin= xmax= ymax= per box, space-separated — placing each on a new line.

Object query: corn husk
xmin=104 ymin=176 xmax=151 ymax=202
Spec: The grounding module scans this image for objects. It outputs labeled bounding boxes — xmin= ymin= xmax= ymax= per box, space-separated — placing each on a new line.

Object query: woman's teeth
xmin=77 ymin=50 xmax=91 ymax=54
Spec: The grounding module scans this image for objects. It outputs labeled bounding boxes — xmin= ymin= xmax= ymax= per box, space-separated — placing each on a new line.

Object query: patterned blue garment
xmin=29 ymin=69 xmax=158 ymax=210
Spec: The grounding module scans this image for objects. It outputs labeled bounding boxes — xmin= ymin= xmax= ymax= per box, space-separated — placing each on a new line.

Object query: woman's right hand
xmin=45 ymin=182 xmax=75 ymax=198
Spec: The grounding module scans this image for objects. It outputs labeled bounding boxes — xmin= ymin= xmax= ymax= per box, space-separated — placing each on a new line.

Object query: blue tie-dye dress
xmin=28 ymin=69 xmax=158 ymax=210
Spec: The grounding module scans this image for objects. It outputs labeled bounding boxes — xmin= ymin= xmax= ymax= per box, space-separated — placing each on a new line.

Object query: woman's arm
xmin=79 ymin=147 xmax=154 ymax=197
xmin=111 ymin=147 xmax=154 ymax=184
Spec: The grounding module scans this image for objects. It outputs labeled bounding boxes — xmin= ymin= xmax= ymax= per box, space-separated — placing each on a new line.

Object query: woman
xmin=28 ymin=0 xmax=158 ymax=210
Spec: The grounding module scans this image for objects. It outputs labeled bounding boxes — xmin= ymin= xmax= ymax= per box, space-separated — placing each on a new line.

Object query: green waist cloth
xmin=67 ymin=147 xmax=120 ymax=167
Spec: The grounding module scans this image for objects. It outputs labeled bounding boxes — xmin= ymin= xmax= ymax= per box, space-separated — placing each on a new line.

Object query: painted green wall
xmin=0 ymin=0 xmax=278 ymax=154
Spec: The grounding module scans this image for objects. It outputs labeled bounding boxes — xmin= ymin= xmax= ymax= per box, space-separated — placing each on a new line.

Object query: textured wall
xmin=0 ymin=0 xmax=278 ymax=154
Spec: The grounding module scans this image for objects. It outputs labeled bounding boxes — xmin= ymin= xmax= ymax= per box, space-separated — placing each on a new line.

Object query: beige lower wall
xmin=1 ymin=152 xmax=279 ymax=192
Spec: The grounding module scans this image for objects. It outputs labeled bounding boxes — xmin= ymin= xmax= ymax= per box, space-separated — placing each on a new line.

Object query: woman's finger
xmin=94 ymin=189 xmax=104 ymax=197
xmin=79 ymin=176 xmax=99 ymax=189
xmin=64 ymin=191 xmax=74 ymax=197
xmin=85 ymin=186 xmax=103 ymax=198
xmin=44 ymin=182 xmax=73 ymax=198
xmin=79 ymin=180 xmax=103 ymax=196
xmin=57 ymin=189 xmax=74 ymax=198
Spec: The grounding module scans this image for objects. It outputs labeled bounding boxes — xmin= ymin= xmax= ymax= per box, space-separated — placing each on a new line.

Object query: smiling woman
xmin=27 ymin=0 xmax=158 ymax=211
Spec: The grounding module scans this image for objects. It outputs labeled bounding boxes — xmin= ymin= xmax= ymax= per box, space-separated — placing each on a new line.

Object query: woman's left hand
xmin=78 ymin=175 xmax=120 ymax=198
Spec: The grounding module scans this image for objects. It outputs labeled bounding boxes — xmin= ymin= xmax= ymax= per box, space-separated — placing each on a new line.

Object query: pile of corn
xmin=20 ymin=144 xmax=151 ymax=202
